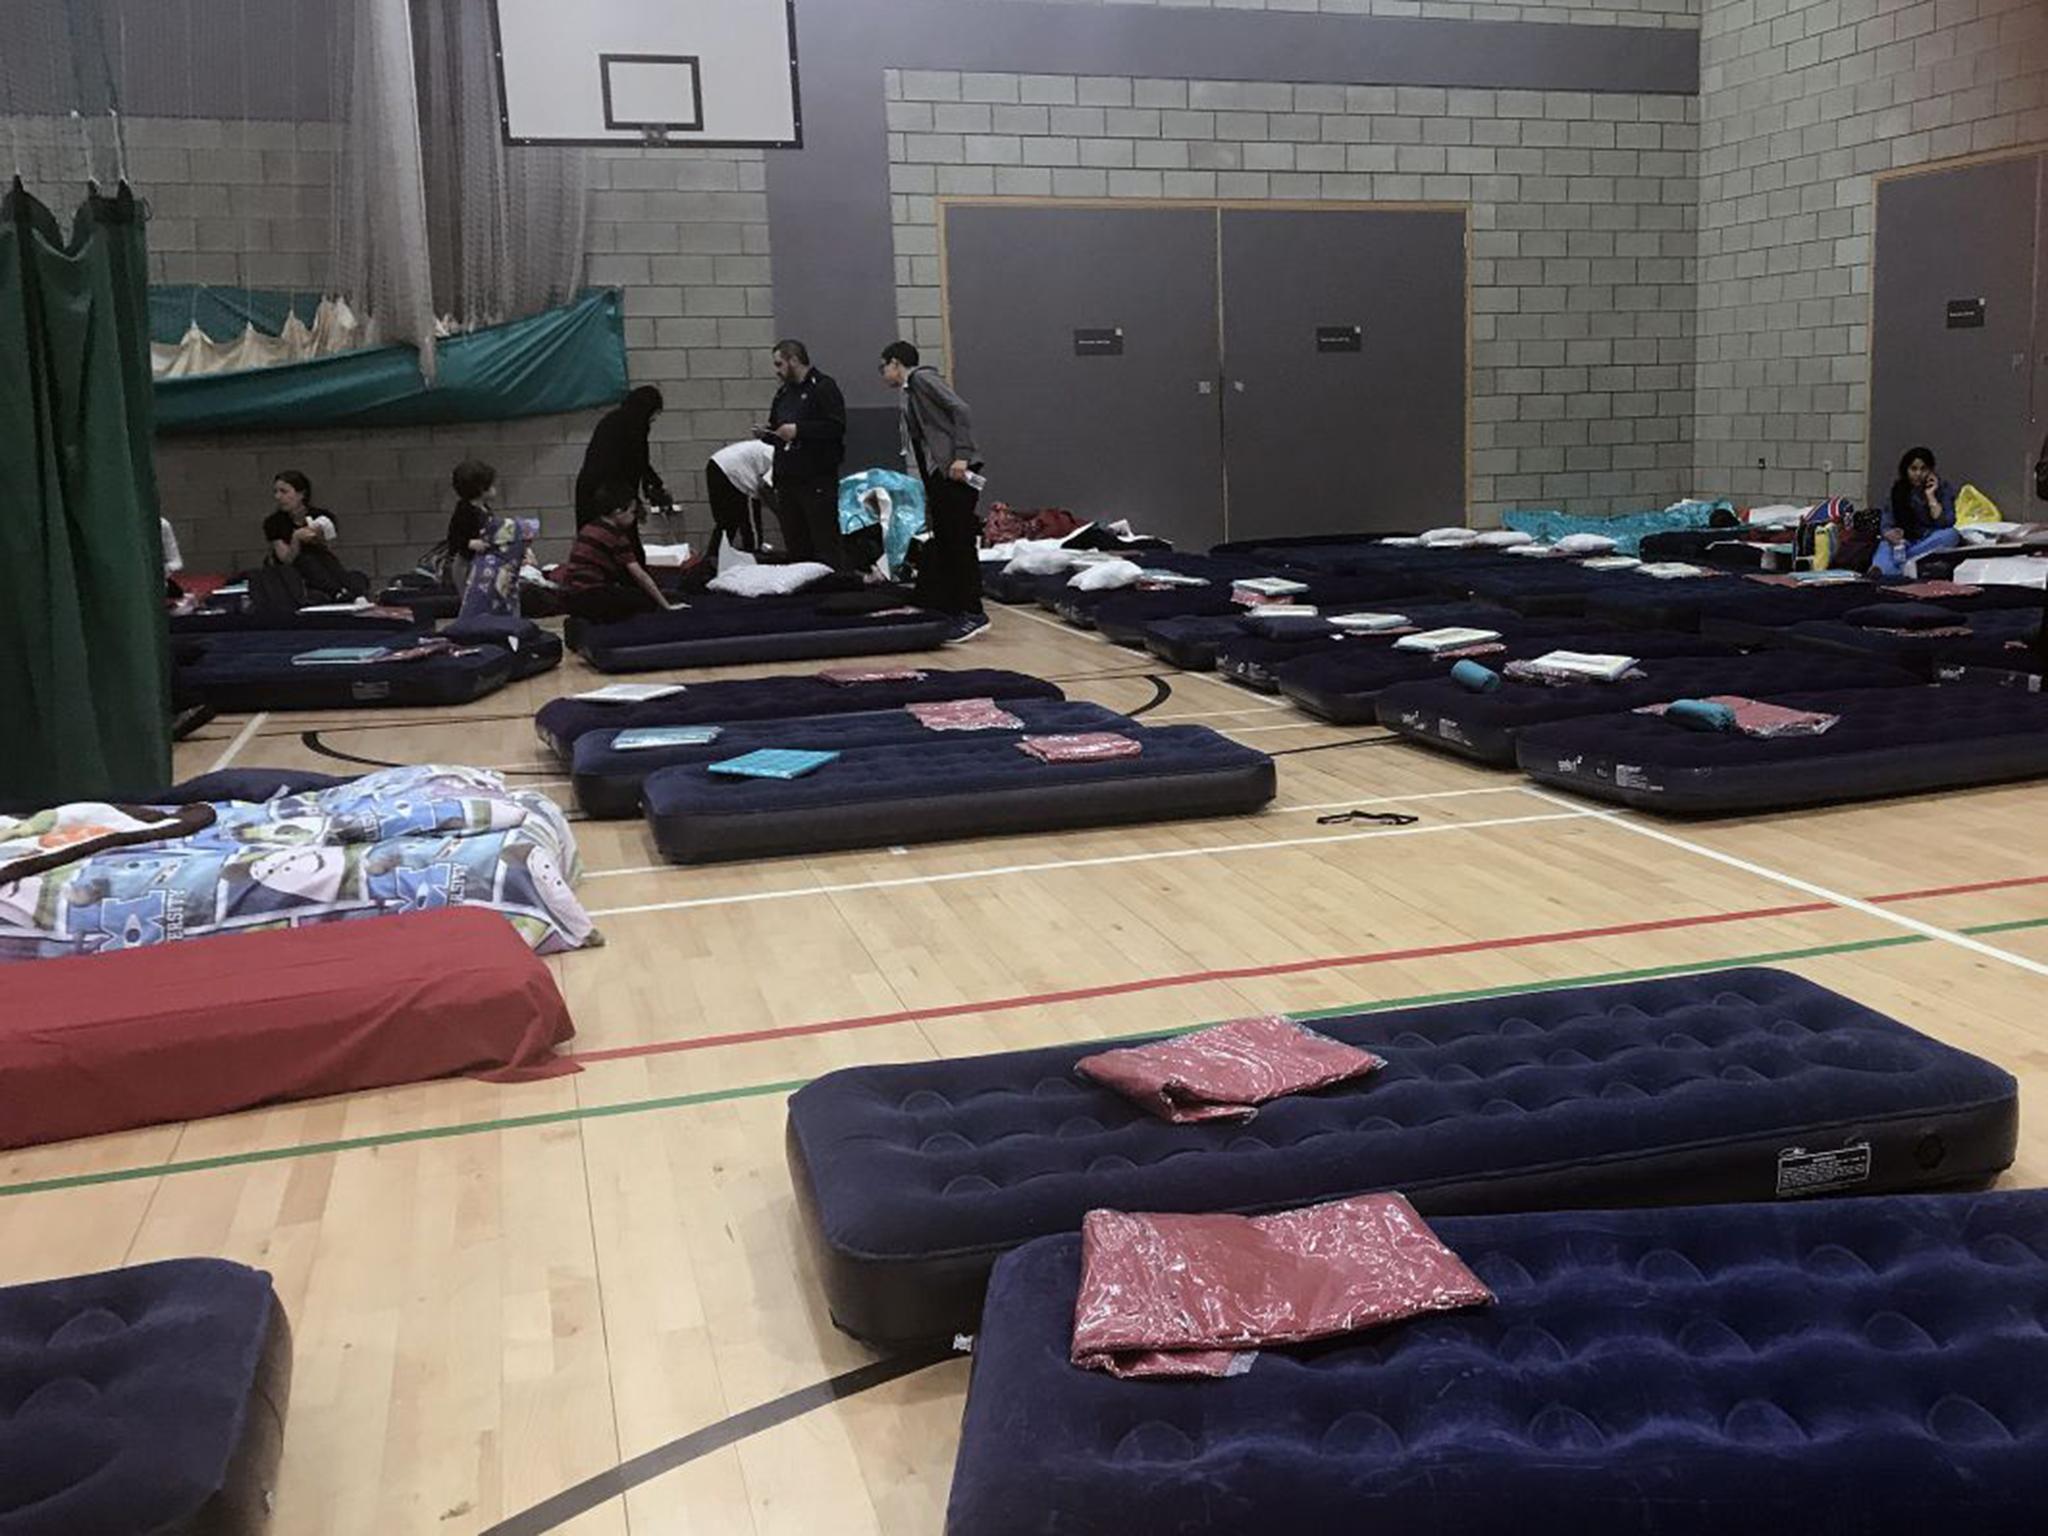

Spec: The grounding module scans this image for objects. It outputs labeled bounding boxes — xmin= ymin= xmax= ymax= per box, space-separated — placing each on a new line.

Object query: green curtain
xmin=0 ymin=180 xmax=172 ymax=806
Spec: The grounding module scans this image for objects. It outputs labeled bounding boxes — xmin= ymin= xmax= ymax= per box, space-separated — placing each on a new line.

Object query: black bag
xmin=2034 ymin=436 xmax=2046 ymax=502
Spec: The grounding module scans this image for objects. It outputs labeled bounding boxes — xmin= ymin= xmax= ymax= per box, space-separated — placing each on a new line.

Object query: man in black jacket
xmin=575 ymin=386 xmax=671 ymax=522
xmin=765 ymin=339 xmax=848 ymax=567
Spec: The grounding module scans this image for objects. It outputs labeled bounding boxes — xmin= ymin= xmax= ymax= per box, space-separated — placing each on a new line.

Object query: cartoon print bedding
xmin=0 ymin=765 xmax=595 ymax=962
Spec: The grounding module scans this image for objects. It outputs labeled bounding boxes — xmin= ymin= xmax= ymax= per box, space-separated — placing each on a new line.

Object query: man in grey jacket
xmin=881 ymin=340 xmax=988 ymax=642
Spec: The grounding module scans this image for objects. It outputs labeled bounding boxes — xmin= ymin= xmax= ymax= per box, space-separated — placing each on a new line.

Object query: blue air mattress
xmin=1454 ymin=561 xmax=1635 ymax=615
xmin=169 ymin=608 xmax=417 ymax=636
xmin=0 ymin=1258 xmax=290 ymax=1536
xmin=1092 ymin=572 xmax=1434 ymax=648
xmin=1782 ymin=608 xmax=2041 ymax=679
xmin=1271 ymin=628 xmax=1731 ymax=724
xmin=982 ymin=565 xmax=1072 ymax=605
xmin=785 ymin=967 xmax=2016 ymax=1344
xmin=949 ymin=1190 xmax=2048 ymax=1535
xmin=1377 ymin=653 xmax=1918 ymax=764
xmin=534 ymin=668 xmax=1065 ymax=762
xmin=1136 ymin=595 xmax=1502 ymax=674
xmin=571 ymin=596 xmax=951 ymax=672
xmin=644 ymin=723 xmax=1275 ymax=864
xmin=175 ymin=629 xmax=516 ymax=712
xmin=1225 ymin=611 xmax=1646 ymax=702
xmin=572 ymin=698 xmax=1132 ymax=818
xmin=1518 ymin=685 xmax=2048 ymax=812
xmin=1045 ymin=555 xmax=1272 ymax=626
xmin=1583 ymin=576 xmax=1873 ymax=633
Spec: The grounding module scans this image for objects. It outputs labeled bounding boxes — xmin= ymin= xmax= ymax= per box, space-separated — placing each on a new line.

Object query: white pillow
xmin=1474 ymin=529 xmax=1535 ymax=548
xmin=1068 ymin=559 xmax=1144 ymax=591
xmin=1553 ymin=533 xmax=1618 ymax=555
xmin=1004 ymin=541 xmax=1081 ymax=575
xmin=707 ymin=560 xmax=835 ymax=597
xmin=1745 ymin=504 xmax=1808 ymax=529
xmin=1419 ymin=526 xmax=1479 ymax=546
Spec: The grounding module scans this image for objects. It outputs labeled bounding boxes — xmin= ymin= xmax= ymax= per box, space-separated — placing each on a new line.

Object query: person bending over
xmin=263 ymin=470 xmax=364 ymax=600
xmin=1874 ymin=446 xmax=1961 ymax=578
xmin=576 ymin=385 xmax=672 ymax=523
xmin=880 ymin=339 xmax=988 ymax=642
xmin=704 ymin=437 xmax=777 ymax=560
xmin=555 ymin=483 xmax=684 ymax=624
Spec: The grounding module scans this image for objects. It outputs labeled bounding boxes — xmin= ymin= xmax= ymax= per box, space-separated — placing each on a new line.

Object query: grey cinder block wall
xmin=1693 ymin=0 xmax=2048 ymax=508
xmin=12 ymin=0 xmax=2044 ymax=574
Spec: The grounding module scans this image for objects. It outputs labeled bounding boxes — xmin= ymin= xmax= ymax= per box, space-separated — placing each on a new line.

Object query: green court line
xmin=4 ymin=914 xmax=2042 ymax=1202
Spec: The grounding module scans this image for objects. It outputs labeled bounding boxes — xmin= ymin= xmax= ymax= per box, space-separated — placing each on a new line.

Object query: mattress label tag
xmin=1615 ymin=764 xmax=1653 ymax=790
xmin=351 ymin=681 xmax=392 ymax=701
xmin=1436 ymin=717 xmax=1470 ymax=746
xmin=1776 ymin=1142 xmax=1872 ymax=1197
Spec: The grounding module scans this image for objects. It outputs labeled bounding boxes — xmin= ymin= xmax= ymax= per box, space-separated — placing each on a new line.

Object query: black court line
xmin=1269 ymin=734 xmax=1403 ymax=756
xmin=299 ymin=730 xmax=557 ymax=776
xmin=252 ymin=708 xmax=542 ymax=738
xmin=1126 ymin=675 xmax=1174 ymax=718
xmin=479 ymin=1346 xmax=954 ymax=1536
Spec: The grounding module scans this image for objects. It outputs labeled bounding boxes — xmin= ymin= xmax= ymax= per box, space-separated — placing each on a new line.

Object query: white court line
xmin=1519 ymin=786 xmax=2048 ymax=980
xmin=581 ymin=784 xmax=1528 ymax=880
xmin=207 ymin=712 xmax=268 ymax=773
xmin=585 ymin=808 xmax=1593 ymax=917
xmin=1221 ymin=721 xmax=1345 ymax=735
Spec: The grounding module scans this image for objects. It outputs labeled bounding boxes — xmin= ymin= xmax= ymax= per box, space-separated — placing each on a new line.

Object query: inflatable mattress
xmin=644 ymin=723 xmax=1275 ymax=864
xmin=572 ymin=698 xmax=1132 ymax=818
xmin=1092 ymin=571 xmax=1435 ymax=648
xmin=175 ymin=629 xmax=516 ymax=712
xmin=948 ymin=1190 xmax=2048 ymax=1535
xmin=1135 ymin=597 xmax=1498 ymax=675
xmin=571 ymin=595 xmax=951 ymax=672
xmin=785 ymin=967 xmax=2016 ymax=1343
xmin=1781 ymin=607 xmax=2041 ymax=680
xmin=1452 ymin=561 xmax=1634 ymax=615
xmin=534 ymin=668 xmax=1064 ymax=762
xmin=1273 ymin=628 xmax=1734 ymax=722
xmin=1222 ymin=609 xmax=1639 ymax=702
xmin=1518 ymin=685 xmax=2048 ymax=813
xmin=1377 ymin=653 xmax=1918 ymax=764
xmin=0 ymin=1258 xmax=290 ymax=1535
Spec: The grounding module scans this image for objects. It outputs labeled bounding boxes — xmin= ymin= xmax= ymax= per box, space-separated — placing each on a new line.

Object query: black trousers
xmin=916 ymin=475 xmax=985 ymax=617
xmin=779 ymin=474 xmax=846 ymax=569
xmin=704 ymin=461 xmax=762 ymax=558
xmin=557 ymin=583 xmax=659 ymax=625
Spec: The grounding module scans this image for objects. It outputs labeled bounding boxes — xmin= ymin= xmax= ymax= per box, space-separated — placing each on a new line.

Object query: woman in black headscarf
xmin=574 ymin=385 xmax=672 ymax=521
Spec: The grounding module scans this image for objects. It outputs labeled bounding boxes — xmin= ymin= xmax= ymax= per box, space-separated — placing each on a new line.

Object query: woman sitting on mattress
xmin=1874 ymin=446 xmax=1962 ymax=578
xmin=554 ymin=481 xmax=684 ymax=624
xmin=263 ymin=470 xmax=366 ymax=602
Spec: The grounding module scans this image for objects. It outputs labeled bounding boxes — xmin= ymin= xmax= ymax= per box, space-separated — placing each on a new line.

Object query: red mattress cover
xmin=0 ymin=908 xmax=576 ymax=1150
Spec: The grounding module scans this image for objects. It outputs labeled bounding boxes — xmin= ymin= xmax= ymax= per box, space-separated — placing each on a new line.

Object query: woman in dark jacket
xmin=574 ymin=386 xmax=671 ymax=521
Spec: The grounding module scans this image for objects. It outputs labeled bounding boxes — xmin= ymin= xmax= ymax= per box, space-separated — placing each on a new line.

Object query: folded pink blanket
xmin=1076 ymin=1013 xmax=1384 ymax=1123
xmin=1017 ymin=732 xmax=1142 ymax=763
xmin=1071 ymin=1193 xmax=1494 ymax=1378
xmin=1639 ymin=694 xmax=1840 ymax=737
xmin=907 ymin=697 xmax=1026 ymax=731
xmin=1894 ymin=580 xmax=1981 ymax=599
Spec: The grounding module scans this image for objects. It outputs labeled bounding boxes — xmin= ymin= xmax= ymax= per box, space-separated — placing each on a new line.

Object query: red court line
xmin=569 ymin=869 xmax=2048 ymax=1066
xmin=571 ymin=900 xmax=1828 ymax=1062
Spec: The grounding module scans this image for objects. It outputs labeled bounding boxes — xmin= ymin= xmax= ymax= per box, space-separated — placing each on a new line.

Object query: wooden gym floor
xmin=6 ymin=605 xmax=2047 ymax=1535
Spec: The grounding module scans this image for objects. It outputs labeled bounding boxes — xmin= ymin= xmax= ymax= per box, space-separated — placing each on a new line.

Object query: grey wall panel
xmin=1869 ymin=154 xmax=2041 ymax=516
xmin=769 ymin=0 xmax=1697 ymax=412
xmin=1219 ymin=208 xmax=1466 ymax=537
xmin=944 ymin=203 xmax=1226 ymax=549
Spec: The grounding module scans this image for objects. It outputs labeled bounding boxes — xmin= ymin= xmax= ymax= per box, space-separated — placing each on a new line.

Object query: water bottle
xmin=963 ymin=471 xmax=987 ymax=492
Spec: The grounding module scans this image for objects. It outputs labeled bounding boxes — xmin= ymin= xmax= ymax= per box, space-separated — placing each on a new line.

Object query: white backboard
xmin=492 ymin=0 xmax=800 ymax=148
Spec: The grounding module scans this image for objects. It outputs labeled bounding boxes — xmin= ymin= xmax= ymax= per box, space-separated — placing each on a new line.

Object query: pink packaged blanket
xmin=1070 ymin=1193 xmax=1494 ymax=1378
xmin=1075 ymin=1013 xmax=1384 ymax=1123
xmin=906 ymin=697 xmax=1025 ymax=731
xmin=1016 ymin=732 xmax=1142 ymax=763
xmin=1638 ymin=694 xmax=1840 ymax=737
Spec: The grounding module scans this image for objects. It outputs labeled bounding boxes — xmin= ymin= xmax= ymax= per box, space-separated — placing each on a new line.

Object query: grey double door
xmin=1870 ymin=152 xmax=2048 ymax=515
xmin=944 ymin=203 xmax=1467 ymax=550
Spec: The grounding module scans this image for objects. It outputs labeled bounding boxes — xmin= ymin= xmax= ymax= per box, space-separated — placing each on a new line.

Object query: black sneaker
xmin=943 ymin=613 xmax=992 ymax=644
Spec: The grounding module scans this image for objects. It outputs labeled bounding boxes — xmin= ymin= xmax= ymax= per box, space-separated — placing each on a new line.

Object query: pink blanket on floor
xmin=1070 ymin=1193 xmax=1494 ymax=1378
xmin=1017 ymin=732 xmax=1142 ymax=763
xmin=907 ymin=698 xmax=1024 ymax=731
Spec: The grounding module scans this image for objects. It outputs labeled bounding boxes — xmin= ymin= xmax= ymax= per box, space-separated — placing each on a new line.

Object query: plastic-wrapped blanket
xmin=1070 ymin=1194 xmax=1493 ymax=1378
xmin=0 ymin=765 xmax=593 ymax=962
xmin=1075 ymin=1015 xmax=1384 ymax=1123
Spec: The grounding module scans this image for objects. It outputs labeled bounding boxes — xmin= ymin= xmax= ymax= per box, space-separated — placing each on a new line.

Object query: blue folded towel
xmin=1450 ymin=659 xmax=1501 ymax=693
xmin=1665 ymin=698 xmax=1735 ymax=732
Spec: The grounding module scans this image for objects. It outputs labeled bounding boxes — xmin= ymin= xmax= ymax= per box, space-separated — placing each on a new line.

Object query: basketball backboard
xmin=491 ymin=0 xmax=800 ymax=148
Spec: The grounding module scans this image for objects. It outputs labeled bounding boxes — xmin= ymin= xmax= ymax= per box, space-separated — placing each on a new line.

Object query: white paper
xmin=574 ymin=682 xmax=687 ymax=703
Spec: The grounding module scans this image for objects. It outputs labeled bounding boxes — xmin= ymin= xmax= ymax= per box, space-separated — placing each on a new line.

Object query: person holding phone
xmin=764 ymin=339 xmax=847 ymax=567
xmin=880 ymin=339 xmax=988 ymax=642
xmin=1874 ymin=445 xmax=1961 ymax=577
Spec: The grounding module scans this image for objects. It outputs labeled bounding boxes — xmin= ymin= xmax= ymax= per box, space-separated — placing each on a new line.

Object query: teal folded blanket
xmin=1665 ymin=698 xmax=1736 ymax=732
